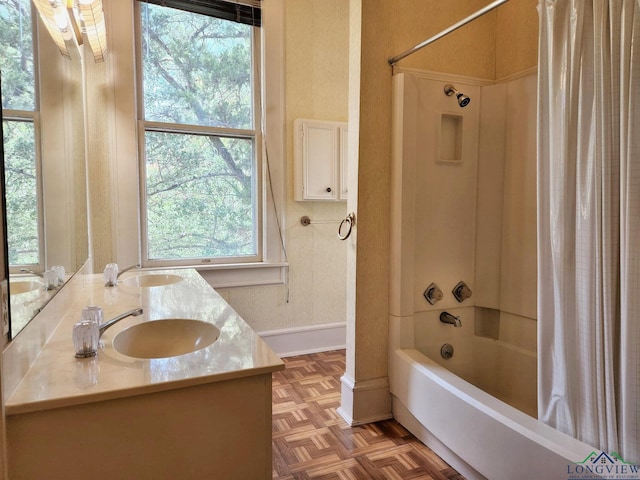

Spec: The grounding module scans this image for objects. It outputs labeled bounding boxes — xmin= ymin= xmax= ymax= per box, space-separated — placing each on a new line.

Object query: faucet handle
xmin=423 ymin=283 xmax=444 ymax=305
xmin=73 ymin=320 xmax=99 ymax=358
xmin=104 ymin=264 xmax=118 ymax=287
xmin=452 ymin=281 xmax=472 ymax=303
xmin=43 ymin=270 xmax=58 ymax=290
xmin=73 ymin=306 xmax=104 ymax=357
xmin=73 ymin=307 xmax=111 ymax=358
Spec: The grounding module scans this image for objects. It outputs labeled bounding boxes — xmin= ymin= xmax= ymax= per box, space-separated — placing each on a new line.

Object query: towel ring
xmin=338 ymin=212 xmax=356 ymax=241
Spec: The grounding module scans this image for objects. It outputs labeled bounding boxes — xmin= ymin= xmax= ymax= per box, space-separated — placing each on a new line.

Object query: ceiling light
xmin=31 ymin=0 xmax=108 ymax=62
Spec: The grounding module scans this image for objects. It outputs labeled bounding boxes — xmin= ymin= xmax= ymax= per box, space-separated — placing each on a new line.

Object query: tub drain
xmin=440 ymin=343 xmax=454 ymax=359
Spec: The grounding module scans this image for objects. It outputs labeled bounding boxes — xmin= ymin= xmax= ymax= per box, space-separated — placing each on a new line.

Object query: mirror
xmin=0 ymin=82 xmax=9 ymax=336
xmin=1 ymin=3 xmax=89 ymax=339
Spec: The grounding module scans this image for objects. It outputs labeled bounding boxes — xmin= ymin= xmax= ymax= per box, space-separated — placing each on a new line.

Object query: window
xmin=0 ymin=0 xmax=43 ymax=269
xmin=137 ymin=1 xmax=262 ymax=267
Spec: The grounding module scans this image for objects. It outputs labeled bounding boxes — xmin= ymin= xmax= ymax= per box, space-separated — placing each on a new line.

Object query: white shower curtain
xmin=538 ymin=0 xmax=640 ymax=462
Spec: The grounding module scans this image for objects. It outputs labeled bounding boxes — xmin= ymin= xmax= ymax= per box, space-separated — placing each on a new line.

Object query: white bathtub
xmin=389 ymin=315 xmax=596 ymax=480
xmin=414 ymin=312 xmax=537 ymax=418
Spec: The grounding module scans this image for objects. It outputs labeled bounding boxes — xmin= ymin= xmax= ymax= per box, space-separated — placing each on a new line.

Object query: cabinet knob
xmin=326 ymin=187 xmax=332 ymax=193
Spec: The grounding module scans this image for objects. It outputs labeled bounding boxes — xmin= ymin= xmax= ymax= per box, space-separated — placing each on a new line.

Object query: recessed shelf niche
xmin=438 ymin=113 xmax=464 ymax=164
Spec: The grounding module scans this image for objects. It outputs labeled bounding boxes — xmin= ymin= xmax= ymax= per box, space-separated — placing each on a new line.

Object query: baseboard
xmin=338 ymin=373 xmax=393 ymax=426
xmin=257 ymin=322 xmax=346 ymax=357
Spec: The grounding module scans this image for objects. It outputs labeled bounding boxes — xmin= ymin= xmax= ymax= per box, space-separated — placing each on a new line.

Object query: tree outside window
xmin=139 ymin=2 xmax=259 ymax=264
xmin=0 ymin=0 xmax=40 ymax=267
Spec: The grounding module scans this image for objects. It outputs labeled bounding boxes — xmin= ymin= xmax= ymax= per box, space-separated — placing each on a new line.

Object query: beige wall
xmin=496 ymin=0 xmax=539 ymax=79
xmin=218 ymin=0 xmax=351 ymax=332
xmin=85 ymin=58 xmax=115 ymax=270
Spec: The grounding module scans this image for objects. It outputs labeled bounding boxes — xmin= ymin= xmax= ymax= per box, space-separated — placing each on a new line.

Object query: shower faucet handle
xmin=452 ymin=281 xmax=472 ymax=303
xmin=424 ymin=283 xmax=444 ymax=305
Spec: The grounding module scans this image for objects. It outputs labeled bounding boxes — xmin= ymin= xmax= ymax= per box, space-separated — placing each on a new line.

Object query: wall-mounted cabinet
xmin=294 ymin=119 xmax=348 ymax=201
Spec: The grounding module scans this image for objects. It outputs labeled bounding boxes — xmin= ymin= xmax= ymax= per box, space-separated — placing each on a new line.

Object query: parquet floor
xmin=272 ymin=350 xmax=465 ymax=480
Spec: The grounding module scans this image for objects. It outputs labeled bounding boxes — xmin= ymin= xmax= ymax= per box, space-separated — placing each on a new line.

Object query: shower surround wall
xmin=390 ymin=68 xmax=537 ymax=348
xmin=389 ymin=69 xmax=544 ymax=478
xmin=412 ymin=76 xmax=480 ymax=315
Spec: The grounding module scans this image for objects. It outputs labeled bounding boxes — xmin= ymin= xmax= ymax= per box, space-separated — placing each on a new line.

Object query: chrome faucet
xmin=98 ymin=308 xmax=144 ymax=338
xmin=20 ymin=268 xmax=44 ymax=278
xmin=104 ymin=263 xmax=141 ymax=287
xmin=440 ymin=311 xmax=462 ymax=328
xmin=117 ymin=264 xmax=141 ymax=280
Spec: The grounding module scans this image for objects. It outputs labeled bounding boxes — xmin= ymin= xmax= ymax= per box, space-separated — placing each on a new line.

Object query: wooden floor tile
xmin=272 ymin=350 xmax=465 ymax=480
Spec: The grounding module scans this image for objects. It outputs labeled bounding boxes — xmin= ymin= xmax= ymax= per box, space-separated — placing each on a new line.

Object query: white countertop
xmin=9 ymin=275 xmax=60 ymax=335
xmin=5 ymin=269 xmax=283 ymax=415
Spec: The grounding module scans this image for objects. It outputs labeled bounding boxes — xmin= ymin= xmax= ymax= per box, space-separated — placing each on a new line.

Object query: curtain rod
xmin=387 ymin=0 xmax=510 ymax=66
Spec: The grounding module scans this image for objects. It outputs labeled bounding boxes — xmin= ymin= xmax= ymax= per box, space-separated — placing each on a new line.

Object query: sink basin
xmin=112 ymin=319 xmax=219 ymax=359
xmin=122 ymin=274 xmax=183 ymax=288
xmin=10 ymin=280 xmax=43 ymax=295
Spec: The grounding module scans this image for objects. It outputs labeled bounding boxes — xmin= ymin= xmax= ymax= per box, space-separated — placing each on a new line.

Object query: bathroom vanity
xmin=3 ymin=268 xmax=283 ymax=479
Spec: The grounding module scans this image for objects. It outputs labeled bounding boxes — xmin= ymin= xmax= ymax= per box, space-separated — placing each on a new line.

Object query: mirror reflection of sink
xmin=112 ymin=319 xmax=220 ymax=359
xmin=121 ymin=274 xmax=183 ymax=288
xmin=10 ymin=280 xmax=43 ymax=295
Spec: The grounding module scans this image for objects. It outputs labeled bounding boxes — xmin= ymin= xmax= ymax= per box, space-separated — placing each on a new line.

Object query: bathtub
xmin=389 ymin=313 xmax=596 ymax=480
xmin=414 ymin=310 xmax=537 ymax=418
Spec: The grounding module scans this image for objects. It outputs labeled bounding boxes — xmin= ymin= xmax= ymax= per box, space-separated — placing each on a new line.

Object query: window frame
xmin=135 ymin=1 xmax=263 ymax=268
xmin=116 ymin=0 xmax=286 ymax=287
xmin=1 ymin=0 xmax=46 ymax=274
xmin=3 ymin=111 xmax=45 ymax=273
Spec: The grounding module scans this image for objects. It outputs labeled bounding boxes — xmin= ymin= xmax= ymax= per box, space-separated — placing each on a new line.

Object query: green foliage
xmin=2 ymin=120 xmax=38 ymax=265
xmin=141 ymin=4 xmax=257 ymax=261
xmin=0 ymin=0 xmax=35 ymax=110
xmin=141 ymin=3 xmax=253 ymax=129
xmin=1 ymin=0 xmax=39 ymax=266
xmin=145 ymin=132 xmax=255 ymax=259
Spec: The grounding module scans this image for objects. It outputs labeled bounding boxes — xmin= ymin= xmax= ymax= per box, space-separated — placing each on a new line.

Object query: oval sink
xmin=10 ymin=280 xmax=42 ymax=295
xmin=122 ymin=274 xmax=183 ymax=288
xmin=112 ymin=319 xmax=219 ymax=359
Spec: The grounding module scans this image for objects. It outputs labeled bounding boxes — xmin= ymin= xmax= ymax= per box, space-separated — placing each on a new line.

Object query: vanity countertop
xmin=5 ymin=269 xmax=284 ymax=415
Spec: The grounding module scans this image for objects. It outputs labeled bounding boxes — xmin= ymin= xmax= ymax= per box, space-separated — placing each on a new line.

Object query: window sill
xmin=194 ymin=262 xmax=288 ymax=288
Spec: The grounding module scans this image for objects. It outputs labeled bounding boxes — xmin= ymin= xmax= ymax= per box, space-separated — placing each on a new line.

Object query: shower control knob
xmin=452 ymin=281 xmax=472 ymax=303
xmin=424 ymin=283 xmax=444 ymax=305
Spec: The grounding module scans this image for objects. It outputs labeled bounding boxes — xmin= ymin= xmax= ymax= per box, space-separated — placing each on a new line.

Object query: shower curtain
xmin=537 ymin=0 xmax=640 ymax=462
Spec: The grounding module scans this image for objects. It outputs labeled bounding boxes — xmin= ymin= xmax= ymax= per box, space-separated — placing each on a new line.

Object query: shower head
xmin=444 ymin=84 xmax=471 ymax=108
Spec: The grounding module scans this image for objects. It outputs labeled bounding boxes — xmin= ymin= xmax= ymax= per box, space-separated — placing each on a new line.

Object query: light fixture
xmin=75 ymin=0 xmax=108 ymax=62
xmin=31 ymin=0 xmax=108 ymax=62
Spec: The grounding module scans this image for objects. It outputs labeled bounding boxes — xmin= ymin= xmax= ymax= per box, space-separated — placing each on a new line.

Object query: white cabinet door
xmin=294 ymin=119 xmax=348 ymax=202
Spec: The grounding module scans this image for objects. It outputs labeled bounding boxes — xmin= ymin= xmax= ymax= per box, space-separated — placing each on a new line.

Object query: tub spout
xmin=98 ymin=308 xmax=144 ymax=338
xmin=440 ymin=311 xmax=462 ymax=328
